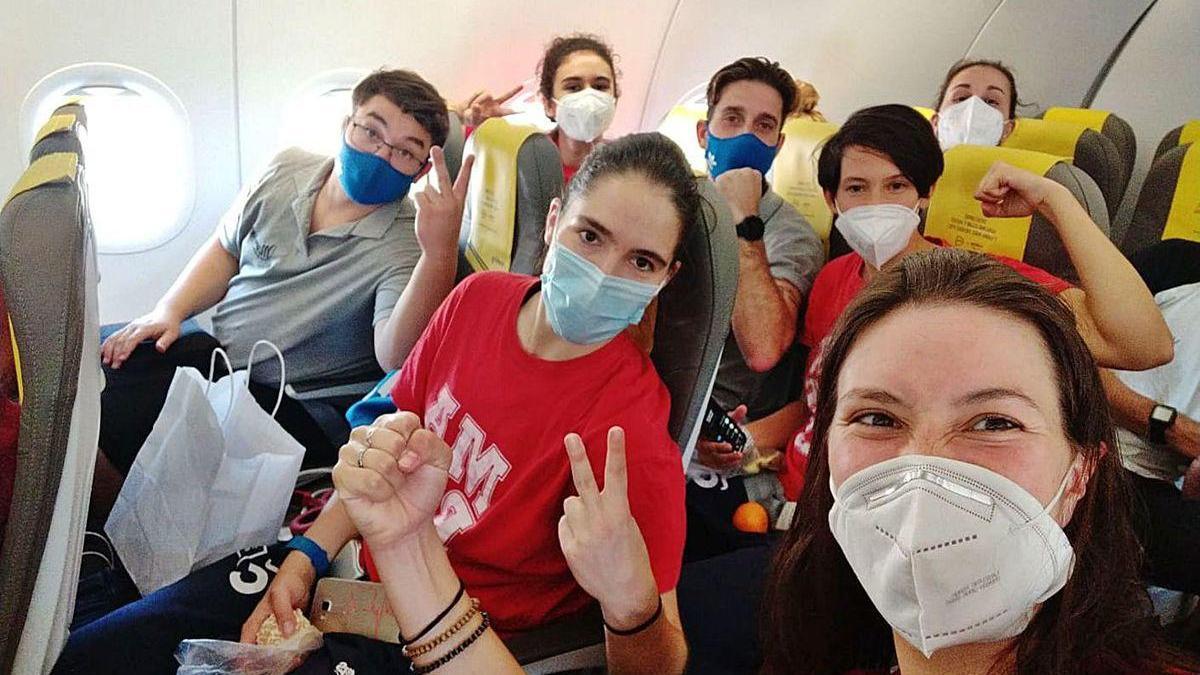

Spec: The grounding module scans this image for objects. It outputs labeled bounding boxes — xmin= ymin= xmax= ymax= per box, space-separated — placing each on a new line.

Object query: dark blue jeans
xmin=1130 ymin=471 xmax=1200 ymax=595
xmin=678 ymin=540 xmax=777 ymax=674
xmin=53 ymin=543 xmax=409 ymax=675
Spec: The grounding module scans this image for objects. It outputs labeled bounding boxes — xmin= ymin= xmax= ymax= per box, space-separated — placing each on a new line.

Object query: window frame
xmin=20 ymin=62 xmax=195 ymax=255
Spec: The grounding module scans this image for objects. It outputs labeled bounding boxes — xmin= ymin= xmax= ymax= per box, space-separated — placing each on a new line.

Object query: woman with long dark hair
xmin=760 ymin=248 xmax=1194 ymax=674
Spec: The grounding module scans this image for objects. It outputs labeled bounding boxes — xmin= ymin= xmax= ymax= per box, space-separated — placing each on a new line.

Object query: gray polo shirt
xmin=211 ymin=148 xmax=421 ymax=389
xmin=711 ymin=189 xmax=824 ymax=415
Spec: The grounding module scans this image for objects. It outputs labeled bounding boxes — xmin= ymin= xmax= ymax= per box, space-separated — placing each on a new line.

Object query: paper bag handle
xmin=245 ymin=340 xmax=286 ymax=418
xmin=205 ymin=348 xmax=238 ymax=423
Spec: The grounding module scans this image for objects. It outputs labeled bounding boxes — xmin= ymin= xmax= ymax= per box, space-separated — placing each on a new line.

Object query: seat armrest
xmin=284 ymin=380 xmax=379 ymax=401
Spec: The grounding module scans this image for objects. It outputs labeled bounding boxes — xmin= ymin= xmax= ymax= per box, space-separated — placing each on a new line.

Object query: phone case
xmin=700 ymin=400 xmax=747 ymax=452
xmin=309 ymin=577 xmax=402 ymax=644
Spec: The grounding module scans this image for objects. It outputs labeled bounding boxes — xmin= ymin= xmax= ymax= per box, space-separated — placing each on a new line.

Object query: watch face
xmin=1150 ymin=406 xmax=1175 ymax=423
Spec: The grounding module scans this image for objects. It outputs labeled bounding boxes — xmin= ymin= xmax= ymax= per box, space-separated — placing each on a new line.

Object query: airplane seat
xmin=510 ymin=177 xmax=739 ymax=673
xmin=1044 ymin=107 xmax=1136 ymax=212
xmin=1122 ymin=143 xmax=1200 ymax=256
xmin=1153 ymin=119 xmax=1200 ymax=162
xmin=925 ymin=144 xmax=1110 ymax=284
xmin=911 ymin=105 xmax=936 ymax=120
xmin=0 ymin=151 xmax=101 ymax=674
xmin=441 ymin=110 xmax=465 ymax=183
xmin=457 ymin=117 xmax=563 ymax=279
xmin=29 ymin=111 xmax=85 ymax=165
xmin=1002 ymin=117 xmax=1124 ymax=221
xmin=771 ymin=118 xmax=838 ymax=249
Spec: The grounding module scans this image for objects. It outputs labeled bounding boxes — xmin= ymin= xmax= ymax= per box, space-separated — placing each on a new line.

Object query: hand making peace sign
xmin=457 ymin=84 xmax=523 ymax=128
xmin=558 ymin=426 xmax=662 ymax=631
xmin=414 ymin=146 xmax=474 ymax=259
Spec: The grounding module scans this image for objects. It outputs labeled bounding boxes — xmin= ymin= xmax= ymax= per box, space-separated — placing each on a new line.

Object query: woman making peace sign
xmin=253 ymin=132 xmax=696 ymax=673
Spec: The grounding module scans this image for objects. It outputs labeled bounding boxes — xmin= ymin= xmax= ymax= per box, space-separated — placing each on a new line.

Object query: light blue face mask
xmin=705 ymin=130 xmax=779 ymax=179
xmin=540 ymin=243 xmax=663 ymax=346
xmin=337 ymin=141 xmax=419 ymax=205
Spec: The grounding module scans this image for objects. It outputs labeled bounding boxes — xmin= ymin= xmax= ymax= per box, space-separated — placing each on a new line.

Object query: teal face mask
xmin=540 ymin=243 xmax=662 ymax=346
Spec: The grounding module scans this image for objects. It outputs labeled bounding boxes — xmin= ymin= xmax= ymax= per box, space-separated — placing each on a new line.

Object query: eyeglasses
xmin=346 ymin=120 xmax=426 ymax=174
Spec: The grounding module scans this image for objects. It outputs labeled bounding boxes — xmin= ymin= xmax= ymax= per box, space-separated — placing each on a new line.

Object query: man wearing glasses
xmin=94 ymin=69 xmax=473 ymax=488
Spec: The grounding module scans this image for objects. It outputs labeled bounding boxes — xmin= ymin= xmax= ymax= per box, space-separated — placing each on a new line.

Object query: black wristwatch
xmin=1147 ymin=404 xmax=1177 ymax=444
xmin=736 ymin=215 xmax=765 ymax=242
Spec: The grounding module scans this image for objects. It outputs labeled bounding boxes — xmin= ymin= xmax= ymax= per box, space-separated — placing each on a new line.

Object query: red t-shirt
xmin=562 ymin=162 xmax=579 ymax=185
xmin=779 ymin=243 xmax=1074 ymax=500
xmin=383 ymin=271 xmax=685 ymax=633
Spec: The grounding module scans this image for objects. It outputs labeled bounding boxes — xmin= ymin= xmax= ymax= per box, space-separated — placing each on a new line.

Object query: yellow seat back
xmin=656 ymin=104 xmax=709 ymax=176
xmin=1002 ymin=117 xmax=1087 ymax=158
xmin=772 ymin=118 xmax=839 ymax=245
xmin=925 ymin=145 xmax=1063 ymax=261
xmin=33 ymin=114 xmax=79 ymax=144
xmin=1164 ymin=143 xmax=1200 ymax=243
xmin=5 ymin=153 xmax=80 ymax=208
xmin=1043 ymin=107 xmax=1110 ymax=131
xmin=911 ymin=105 xmax=936 ymax=121
xmin=1180 ymin=121 xmax=1200 ymax=147
xmin=463 ymin=118 xmax=542 ymax=272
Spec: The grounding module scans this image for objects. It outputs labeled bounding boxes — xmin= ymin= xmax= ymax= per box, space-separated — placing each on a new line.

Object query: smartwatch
xmin=736 ymin=215 xmax=765 ymax=242
xmin=1147 ymin=404 xmax=1177 ymax=444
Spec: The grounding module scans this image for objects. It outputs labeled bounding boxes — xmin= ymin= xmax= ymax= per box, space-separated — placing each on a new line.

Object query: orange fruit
xmin=732 ymin=501 xmax=769 ymax=533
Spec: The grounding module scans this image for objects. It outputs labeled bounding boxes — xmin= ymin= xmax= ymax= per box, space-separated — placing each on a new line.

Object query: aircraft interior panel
xmin=3 ymin=2 xmax=1200 ymax=671
xmin=4 ymin=0 xmax=240 ymax=325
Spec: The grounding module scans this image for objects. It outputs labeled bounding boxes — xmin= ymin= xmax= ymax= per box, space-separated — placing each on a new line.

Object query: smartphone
xmin=309 ymin=577 xmax=402 ymax=644
xmin=700 ymin=399 xmax=747 ymax=453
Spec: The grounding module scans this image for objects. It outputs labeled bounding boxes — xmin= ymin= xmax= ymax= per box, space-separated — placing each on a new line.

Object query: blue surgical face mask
xmin=540 ymin=242 xmax=663 ymax=345
xmin=705 ymin=130 xmax=778 ymax=179
xmin=337 ymin=141 xmax=418 ymax=205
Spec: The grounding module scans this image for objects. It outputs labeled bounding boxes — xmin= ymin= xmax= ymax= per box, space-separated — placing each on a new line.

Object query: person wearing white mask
xmin=737 ymin=104 xmax=1171 ymax=508
xmin=759 ymin=248 xmax=1195 ymax=674
xmin=453 ymin=33 xmax=620 ymax=183
xmin=931 ymin=59 xmax=1020 ymax=152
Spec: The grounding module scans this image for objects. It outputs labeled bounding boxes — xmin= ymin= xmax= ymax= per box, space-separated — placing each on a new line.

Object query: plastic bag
xmin=175 ymin=630 xmax=323 ymax=675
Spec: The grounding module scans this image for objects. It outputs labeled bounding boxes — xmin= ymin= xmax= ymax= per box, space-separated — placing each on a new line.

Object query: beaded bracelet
xmin=402 ymin=597 xmax=481 ymax=659
xmin=401 ymin=581 xmax=465 ymax=646
xmin=604 ymin=596 xmax=663 ymax=636
xmin=409 ymin=611 xmax=491 ymax=674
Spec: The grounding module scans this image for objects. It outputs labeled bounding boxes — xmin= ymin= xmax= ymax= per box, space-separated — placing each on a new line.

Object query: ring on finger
xmin=356 ymin=445 xmax=368 ymax=469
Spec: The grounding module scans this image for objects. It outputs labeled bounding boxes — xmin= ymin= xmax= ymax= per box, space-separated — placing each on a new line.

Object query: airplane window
xmin=657 ymin=82 xmax=709 ymax=174
xmin=279 ymin=86 xmax=354 ymax=157
xmin=23 ymin=64 xmax=194 ymax=254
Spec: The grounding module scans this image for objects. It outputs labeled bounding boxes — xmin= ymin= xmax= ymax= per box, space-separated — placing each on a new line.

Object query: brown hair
xmin=563 ymin=132 xmax=699 ymax=260
xmin=352 ymin=69 xmax=449 ymax=149
xmin=536 ymin=33 xmax=620 ymax=101
xmin=705 ymin=57 xmax=798 ymax=123
xmin=760 ymin=248 xmax=1192 ymax=675
xmin=934 ymin=58 xmax=1022 ymax=119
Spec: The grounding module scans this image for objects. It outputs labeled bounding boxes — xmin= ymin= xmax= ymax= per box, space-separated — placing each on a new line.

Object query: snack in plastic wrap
xmin=175 ymin=611 xmax=323 ymax=675
xmin=256 ymin=609 xmax=320 ymax=646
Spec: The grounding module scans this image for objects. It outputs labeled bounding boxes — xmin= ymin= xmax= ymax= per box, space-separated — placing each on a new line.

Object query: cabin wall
xmin=2 ymin=0 xmax=1195 ymax=325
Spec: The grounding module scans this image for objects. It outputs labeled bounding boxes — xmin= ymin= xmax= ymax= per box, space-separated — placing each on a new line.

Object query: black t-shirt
xmin=1129 ymin=238 xmax=1200 ymax=294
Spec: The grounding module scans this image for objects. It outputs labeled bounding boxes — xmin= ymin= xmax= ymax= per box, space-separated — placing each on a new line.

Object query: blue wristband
xmin=285 ymin=535 xmax=330 ymax=578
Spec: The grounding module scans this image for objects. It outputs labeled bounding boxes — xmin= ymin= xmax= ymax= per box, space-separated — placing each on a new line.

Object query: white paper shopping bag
xmin=107 ymin=341 xmax=305 ymax=595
